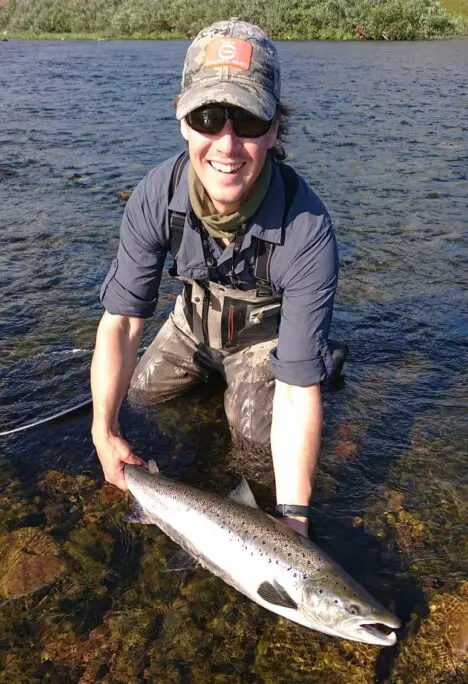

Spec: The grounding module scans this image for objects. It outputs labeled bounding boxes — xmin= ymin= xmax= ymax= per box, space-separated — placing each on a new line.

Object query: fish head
xmin=300 ymin=571 xmax=401 ymax=646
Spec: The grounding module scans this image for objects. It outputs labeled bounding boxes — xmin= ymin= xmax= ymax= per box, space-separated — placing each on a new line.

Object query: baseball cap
xmin=176 ymin=18 xmax=281 ymax=122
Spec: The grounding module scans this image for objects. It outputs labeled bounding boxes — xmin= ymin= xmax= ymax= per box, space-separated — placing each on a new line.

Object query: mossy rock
xmin=392 ymin=582 xmax=468 ymax=683
xmin=41 ymin=605 xmax=159 ymax=683
xmin=0 ymin=527 xmax=66 ymax=598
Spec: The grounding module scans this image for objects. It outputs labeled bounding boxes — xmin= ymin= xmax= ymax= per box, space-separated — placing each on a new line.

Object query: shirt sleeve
xmin=100 ymin=171 xmax=169 ymax=318
xmin=269 ymin=213 xmax=338 ymax=386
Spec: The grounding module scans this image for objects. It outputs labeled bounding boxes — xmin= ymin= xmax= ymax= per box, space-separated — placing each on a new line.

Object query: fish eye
xmin=348 ymin=604 xmax=361 ymax=615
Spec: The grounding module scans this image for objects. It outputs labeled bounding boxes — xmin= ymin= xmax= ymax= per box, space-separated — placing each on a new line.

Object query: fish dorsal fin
xmin=228 ymin=477 xmax=259 ymax=508
xmin=257 ymin=580 xmax=298 ymax=610
xmin=148 ymin=459 xmax=159 ymax=474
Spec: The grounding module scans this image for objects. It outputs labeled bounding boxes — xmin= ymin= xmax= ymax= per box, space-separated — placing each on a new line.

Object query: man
xmin=91 ymin=18 xmax=347 ymax=537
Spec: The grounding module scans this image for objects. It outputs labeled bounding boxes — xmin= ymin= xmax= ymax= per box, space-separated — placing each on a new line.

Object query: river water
xmin=0 ymin=39 xmax=467 ymax=682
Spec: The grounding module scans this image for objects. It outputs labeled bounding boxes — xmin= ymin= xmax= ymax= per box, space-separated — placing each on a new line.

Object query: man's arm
xmin=91 ymin=311 xmax=147 ymax=489
xmin=271 ymin=380 xmax=322 ymax=536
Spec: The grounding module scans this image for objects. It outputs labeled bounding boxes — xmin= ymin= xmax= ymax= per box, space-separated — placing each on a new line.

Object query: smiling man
xmin=91 ymin=18 xmax=347 ymax=537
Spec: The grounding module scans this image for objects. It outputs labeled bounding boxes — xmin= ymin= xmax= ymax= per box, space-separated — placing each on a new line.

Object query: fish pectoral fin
xmin=124 ymin=500 xmax=157 ymax=525
xmin=165 ymin=549 xmax=199 ymax=572
xmin=228 ymin=477 xmax=259 ymax=508
xmin=148 ymin=459 xmax=159 ymax=474
xmin=257 ymin=580 xmax=298 ymax=610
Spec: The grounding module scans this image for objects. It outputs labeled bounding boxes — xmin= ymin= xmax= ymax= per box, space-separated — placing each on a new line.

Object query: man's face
xmin=181 ymin=110 xmax=278 ymax=215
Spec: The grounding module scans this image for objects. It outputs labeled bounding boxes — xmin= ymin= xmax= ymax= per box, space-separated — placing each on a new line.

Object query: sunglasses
xmin=186 ymin=105 xmax=272 ymax=139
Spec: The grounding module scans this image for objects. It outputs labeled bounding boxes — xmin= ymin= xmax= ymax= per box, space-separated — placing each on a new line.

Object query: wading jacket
xmin=100 ymin=152 xmax=339 ymax=387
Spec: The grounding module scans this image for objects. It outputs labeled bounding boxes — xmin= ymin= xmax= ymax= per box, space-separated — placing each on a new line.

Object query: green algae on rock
xmin=63 ymin=524 xmax=115 ymax=585
xmin=41 ymin=604 xmax=160 ymax=683
xmin=0 ymin=527 xmax=66 ymax=599
xmin=253 ymin=612 xmax=378 ymax=683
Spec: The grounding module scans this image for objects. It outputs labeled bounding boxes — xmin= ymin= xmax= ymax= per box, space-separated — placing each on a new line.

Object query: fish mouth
xmin=358 ymin=621 xmax=400 ymax=646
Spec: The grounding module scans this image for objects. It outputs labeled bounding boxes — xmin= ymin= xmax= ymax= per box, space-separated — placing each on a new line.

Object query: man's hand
xmin=92 ymin=428 xmax=146 ymax=490
xmin=90 ymin=312 xmax=145 ymax=488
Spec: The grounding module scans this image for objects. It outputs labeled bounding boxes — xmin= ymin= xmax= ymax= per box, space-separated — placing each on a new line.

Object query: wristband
xmin=275 ymin=504 xmax=311 ymax=519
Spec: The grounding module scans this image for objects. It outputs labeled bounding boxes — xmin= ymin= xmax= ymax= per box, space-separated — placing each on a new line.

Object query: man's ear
xmin=180 ymin=119 xmax=189 ymax=142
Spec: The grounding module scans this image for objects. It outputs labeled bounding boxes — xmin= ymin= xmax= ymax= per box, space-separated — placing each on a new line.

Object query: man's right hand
xmin=92 ymin=428 xmax=146 ymax=490
xmin=90 ymin=312 xmax=146 ymax=489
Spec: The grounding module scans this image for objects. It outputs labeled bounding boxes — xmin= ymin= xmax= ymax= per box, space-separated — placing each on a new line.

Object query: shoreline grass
xmin=3 ymin=30 xmax=362 ymax=41
xmin=1 ymin=0 xmax=466 ymax=42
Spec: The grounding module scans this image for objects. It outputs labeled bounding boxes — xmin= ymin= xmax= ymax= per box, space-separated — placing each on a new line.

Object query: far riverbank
xmin=1 ymin=0 xmax=467 ymax=42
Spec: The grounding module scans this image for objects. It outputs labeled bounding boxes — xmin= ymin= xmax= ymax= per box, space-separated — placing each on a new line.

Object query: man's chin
xmin=211 ymin=198 xmax=242 ymax=215
xmin=208 ymin=188 xmax=246 ymax=215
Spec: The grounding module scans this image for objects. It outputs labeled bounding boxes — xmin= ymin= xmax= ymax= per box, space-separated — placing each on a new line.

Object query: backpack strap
xmin=168 ymin=151 xmax=190 ymax=273
xmin=254 ymin=162 xmax=298 ymax=292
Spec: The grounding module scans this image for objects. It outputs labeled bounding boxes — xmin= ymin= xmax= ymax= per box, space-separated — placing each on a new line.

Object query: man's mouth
xmin=209 ymin=161 xmax=244 ymax=174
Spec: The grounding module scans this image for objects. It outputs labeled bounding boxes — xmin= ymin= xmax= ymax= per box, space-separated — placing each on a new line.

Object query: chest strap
xmin=168 ymin=151 xmax=190 ymax=276
xmin=254 ymin=162 xmax=298 ymax=291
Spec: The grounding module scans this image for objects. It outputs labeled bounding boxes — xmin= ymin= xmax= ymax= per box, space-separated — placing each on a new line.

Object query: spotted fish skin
xmin=124 ymin=464 xmax=401 ymax=646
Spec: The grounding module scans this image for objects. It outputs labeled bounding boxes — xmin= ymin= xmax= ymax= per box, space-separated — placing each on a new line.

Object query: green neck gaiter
xmin=188 ymin=156 xmax=272 ymax=241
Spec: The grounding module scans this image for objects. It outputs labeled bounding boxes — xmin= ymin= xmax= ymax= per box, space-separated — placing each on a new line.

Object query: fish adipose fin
xmin=124 ymin=500 xmax=157 ymax=525
xmin=228 ymin=477 xmax=259 ymax=508
xmin=257 ymin=580 xmax=298 ymax=610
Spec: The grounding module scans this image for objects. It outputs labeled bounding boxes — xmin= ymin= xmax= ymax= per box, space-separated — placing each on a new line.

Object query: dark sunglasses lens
xmin=233 ymin=110 xmax=271 ymax=138
xmin=187 ymin=106 xmax=225 ymax=134
xmin=187 ymin=105 xmax=272 ymax=138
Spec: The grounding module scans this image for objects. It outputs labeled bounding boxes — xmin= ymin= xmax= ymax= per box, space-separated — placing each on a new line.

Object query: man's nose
xmin=214 ymin=119 xmax=238 ymax=153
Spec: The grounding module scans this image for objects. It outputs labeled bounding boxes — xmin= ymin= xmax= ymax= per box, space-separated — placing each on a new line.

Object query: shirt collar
xmin=168 ymin=157 xmax=285 ymax=244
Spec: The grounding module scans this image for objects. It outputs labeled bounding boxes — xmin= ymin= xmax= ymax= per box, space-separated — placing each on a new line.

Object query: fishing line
xmin=0 ymin=398 xmax=93 ymax=437
xmin=0 ymin=345 xmax=148 ymax=437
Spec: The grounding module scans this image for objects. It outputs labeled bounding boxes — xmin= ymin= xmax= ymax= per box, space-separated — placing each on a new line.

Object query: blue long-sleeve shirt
xmin=101 ymin=153 xmax=339 ymax=387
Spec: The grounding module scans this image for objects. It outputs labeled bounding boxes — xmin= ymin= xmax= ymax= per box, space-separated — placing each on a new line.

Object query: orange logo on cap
xmin=205 ymin=38 xmax=253 ymax=71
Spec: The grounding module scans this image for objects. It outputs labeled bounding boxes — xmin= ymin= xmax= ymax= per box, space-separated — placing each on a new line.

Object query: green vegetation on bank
xmin=0 ymin=0 xmax=465 ymax=40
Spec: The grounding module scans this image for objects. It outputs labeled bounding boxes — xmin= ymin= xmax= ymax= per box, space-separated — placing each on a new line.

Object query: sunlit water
xmin=0 ymin=39 xmax=467 ymax=682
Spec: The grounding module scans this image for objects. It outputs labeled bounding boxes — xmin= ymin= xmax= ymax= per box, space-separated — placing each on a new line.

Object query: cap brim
xmin=176 ymin=78 xmax=277 ymax=121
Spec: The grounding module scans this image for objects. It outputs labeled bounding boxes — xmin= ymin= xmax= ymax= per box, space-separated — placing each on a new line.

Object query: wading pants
xmin=128 ymin=296 xmax=277 ymax=445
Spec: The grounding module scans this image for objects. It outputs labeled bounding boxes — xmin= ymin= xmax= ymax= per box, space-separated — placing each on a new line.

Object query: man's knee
xmin=129 ymin=316 xmax=209 ymax=402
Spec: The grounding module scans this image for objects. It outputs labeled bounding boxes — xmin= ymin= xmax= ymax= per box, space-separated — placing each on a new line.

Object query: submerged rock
xmin=118 ymin=189 xmax=133 ymax=201
xmin=0 ymin=527 xmax=65 ymax=598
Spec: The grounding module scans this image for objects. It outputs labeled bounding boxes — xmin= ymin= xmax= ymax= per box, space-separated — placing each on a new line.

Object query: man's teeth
xmin=210 ymin=162 xmax=243 ymax=173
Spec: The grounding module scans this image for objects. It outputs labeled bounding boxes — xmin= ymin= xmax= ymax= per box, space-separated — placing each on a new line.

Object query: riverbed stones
xmin=0 ymin=527 xmax=65 ymax=598
xmin=393 ymin=582 xmax=468 ymax=683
